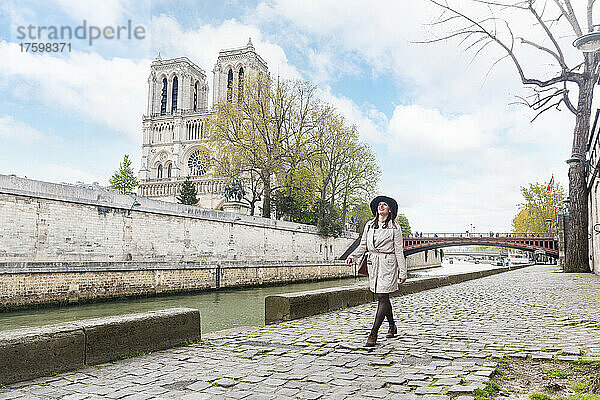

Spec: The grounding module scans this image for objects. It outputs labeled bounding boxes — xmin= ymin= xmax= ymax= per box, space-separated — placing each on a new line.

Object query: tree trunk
xmin=262 ymin=173 xmax=271 ymax=218
xmin=564 ymin=77 xmax=594 ymax=273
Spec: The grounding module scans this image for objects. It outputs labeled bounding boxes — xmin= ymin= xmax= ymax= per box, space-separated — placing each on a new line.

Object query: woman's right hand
xmin=346 ymin=257 xmax=353 ymax=266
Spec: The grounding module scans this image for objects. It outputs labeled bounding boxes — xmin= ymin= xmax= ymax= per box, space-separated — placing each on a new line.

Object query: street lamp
xmin=573 ymin=30 xmax=600 ymax=52
xmin=566 ymin=153 xmax=585 ymax=164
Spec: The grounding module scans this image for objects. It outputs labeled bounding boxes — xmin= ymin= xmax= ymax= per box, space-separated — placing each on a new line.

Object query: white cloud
xmin=249 ymin=0 xmax=579 ymax=231
xmin=0 ymin=41 xmax=148 ymax=141
xmin=51 ymin=0 xmax=133 ymax=26
xmin=387 ymin=105 xmax=495 ymax=160
xmin=0 ymin=115 xmax=47 ymax=143
xmin=316 ymin=86 xmax=386 ymax=143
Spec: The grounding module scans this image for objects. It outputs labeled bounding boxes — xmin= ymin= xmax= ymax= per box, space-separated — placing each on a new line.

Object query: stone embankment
xmin=264 ymin=264 xmax=532 ymax=324
xmin=0 ymin=175 xmax=441 ymax=309
xmin=5 ymin=263 xmax=596 ymax=400
xmin=0 ymin=308 xmax=200 ymax=385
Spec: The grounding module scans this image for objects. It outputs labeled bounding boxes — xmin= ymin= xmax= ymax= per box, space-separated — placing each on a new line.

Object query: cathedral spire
xmin=247 ymin=37 xmax=253 ymax=48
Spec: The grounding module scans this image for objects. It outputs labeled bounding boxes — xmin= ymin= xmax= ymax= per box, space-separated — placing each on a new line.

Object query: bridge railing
xmin=408 ymin=232 xmax=556 ymax=239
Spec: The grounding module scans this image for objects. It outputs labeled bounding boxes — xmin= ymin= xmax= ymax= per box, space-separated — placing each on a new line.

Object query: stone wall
xmin=0 ymin=175 xmax=355 ymax=263
xmin=406 ymin=248 xmax=442 ymax=269
xmin=0 ymin=175 xmax=441 ymax=309
xmin=0 ymin=262 xmax=355 ymax=310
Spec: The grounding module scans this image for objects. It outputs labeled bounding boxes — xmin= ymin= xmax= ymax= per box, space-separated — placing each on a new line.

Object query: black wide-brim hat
xmin=370 ymin=195 xmax=398 ymax=220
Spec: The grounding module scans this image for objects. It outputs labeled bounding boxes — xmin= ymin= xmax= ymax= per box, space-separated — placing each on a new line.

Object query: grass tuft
xmin=543 ymin=368 xmax=570 ymax=378
xmin=474 ymin=380 xmax=501 ymax=400
xmin=572 ymin=377 xmax=591 ymax=393
xmin=531 ymin=394 xmax=551 ymax=400
xmin=555 ymin=395 xmax=600 ymax=400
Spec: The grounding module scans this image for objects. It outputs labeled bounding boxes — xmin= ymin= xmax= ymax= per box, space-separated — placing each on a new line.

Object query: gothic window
xmin=166 ymin=163 xmax=172 ymax=178
xmin=160 ymin=78 xmax=167 ymax=115
xmin=171 ymin=76 xmax=178 ymax=112
xmin=238 ymin=67 xmax=244 ymax=103
xmin=157 ymin=164 xmax=163 ymax=179
xmin=188 ymin=150 xmax=206 ymax=176
xmin=193 ymin=81 xmax=198 ymax=111
xmin=227 ymin=69 xmax=233 ymax=103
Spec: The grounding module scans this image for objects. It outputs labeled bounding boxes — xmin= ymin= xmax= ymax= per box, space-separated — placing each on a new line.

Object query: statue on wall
xmin=224 ymin=177 xmax=245 ymax=202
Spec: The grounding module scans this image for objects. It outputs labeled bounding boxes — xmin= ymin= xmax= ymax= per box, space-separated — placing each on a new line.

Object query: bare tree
xmin=423 ymin=0 xmax=599 ymax=272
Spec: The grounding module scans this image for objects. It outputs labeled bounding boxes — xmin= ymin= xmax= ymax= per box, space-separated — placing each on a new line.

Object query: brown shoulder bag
xmin=358 ymin=254 xmax=368 ymax=277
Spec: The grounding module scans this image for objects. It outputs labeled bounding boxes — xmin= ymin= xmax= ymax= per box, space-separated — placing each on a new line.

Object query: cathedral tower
xmin=212 ymin=38 xmax=269 ymax=106
xmin=138 ymin=41 xmax=269 ymax=209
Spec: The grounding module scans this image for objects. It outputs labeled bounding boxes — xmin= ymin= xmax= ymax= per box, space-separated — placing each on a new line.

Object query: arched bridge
xmin=341 ymin=232 xmax=559 ymax=259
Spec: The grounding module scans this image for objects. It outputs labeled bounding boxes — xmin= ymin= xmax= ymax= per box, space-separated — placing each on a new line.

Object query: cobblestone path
xmin=3 ymin=265 xmax=600 ymax=400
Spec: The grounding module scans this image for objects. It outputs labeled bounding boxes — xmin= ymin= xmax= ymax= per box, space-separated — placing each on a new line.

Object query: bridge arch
xmin=340 ymin=233 xmax=559 ymax=260
xmin=404 ymin=240 xmax=557 ymax=258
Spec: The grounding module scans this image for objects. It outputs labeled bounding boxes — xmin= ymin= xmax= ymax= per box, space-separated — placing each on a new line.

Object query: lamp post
xmin=573 ymin=28 xmax=600 ymax=52
xmin=563 ymin=27 xmax=600 ymax=272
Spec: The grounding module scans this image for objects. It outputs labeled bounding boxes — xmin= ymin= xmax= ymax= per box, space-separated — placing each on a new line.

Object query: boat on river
xmin=508 ymin=253 xmax=530 ymax=265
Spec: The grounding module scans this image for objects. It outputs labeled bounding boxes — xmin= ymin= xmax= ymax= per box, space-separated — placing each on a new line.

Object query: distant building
xmin=587 ymin=110 xmax=600 ymax=274
xmin=137 ymin=38 xmax=269 ymax=208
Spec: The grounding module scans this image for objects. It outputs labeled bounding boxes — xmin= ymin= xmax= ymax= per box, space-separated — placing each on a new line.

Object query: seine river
xmin=0 ymin=260 xmax=497 ymax=333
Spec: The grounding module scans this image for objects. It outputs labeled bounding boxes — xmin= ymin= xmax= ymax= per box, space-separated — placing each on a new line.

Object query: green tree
xmin=109 ymin=154 xmax=139 ymax=194
xmin=512 ymin=182 xmax=565 ymax=233
xmin=396 ymin=214 xmax=412 ymax=236
xmin=309 ymin=107 xmax=380 ymax=233
xmin=177 ymin=177 xmax=198 ymax=205
xmin=313 ymin=199 xmax=343 ymax=237
xmin=210 ymin=76 xmax=294 ymax=218
xmin=349 ymin=201 xmax=374 ymax=233
xmin=210 ymin=75 xmax=381 ymax=230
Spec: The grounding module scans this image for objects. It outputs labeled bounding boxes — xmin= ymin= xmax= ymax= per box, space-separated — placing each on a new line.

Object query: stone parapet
xmin=265 ymin=264 xmax=534 ymax=324
xmin=0 ymin=308 xmax=200 ymax=385
xmin=0 ymin=175 xmax=356 ymax=264
xmin=0 ymin=174 xmax=356 ymax=236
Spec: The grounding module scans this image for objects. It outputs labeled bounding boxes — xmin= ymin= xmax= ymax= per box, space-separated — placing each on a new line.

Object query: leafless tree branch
xmin=526 ymin=2 xmax=567 ymax=70
xmin=425 ymin=0 xmax=583 ymax=88
xmin=553 ymin=0 xmax=583 ymax=36
xmin=517 ymin=37 xmax=564 ymax=68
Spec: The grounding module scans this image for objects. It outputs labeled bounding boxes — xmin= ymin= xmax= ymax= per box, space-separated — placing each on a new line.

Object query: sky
xmin=0 ymin=0 xmax=594 ymax=233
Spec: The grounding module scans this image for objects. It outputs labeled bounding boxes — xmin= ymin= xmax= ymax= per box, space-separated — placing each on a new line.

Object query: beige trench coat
xmin=350 ymin=220 xmax=407 ymax=294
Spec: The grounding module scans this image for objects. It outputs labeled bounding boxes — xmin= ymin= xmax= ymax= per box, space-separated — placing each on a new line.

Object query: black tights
xmin=370 ymin=294 xmax=394 ymax=336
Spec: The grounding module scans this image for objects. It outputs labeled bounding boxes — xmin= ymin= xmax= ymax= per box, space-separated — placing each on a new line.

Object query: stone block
xmin=265 ymin=285 xmax=373 ymax=324
xmin=265 ymin=266 xmax=522 ymax=324
xmin=81 ymin=308 xmax=200 ymax=364
xmin=0 ymin=323 xmax=85 ymax=385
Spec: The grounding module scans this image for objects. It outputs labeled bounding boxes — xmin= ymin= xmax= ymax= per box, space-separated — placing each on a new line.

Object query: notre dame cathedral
xmin=137 ymin=39 xmax=269 ymax=208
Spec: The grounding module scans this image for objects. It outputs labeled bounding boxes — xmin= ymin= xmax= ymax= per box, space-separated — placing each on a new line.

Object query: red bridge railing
xmin=340 ymin=232 xmax=559 ymax=260
xmin=407 ymin=232 xmax=556 ymax=238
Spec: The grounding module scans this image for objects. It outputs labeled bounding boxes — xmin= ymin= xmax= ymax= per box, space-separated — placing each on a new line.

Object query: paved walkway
xmin=2 ymin=264 xmax=600 ymax=400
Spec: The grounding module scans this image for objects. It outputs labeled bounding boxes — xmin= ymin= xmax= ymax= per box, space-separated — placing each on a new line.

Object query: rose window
xmin=188 ymin=150 xmax=206 ymax=176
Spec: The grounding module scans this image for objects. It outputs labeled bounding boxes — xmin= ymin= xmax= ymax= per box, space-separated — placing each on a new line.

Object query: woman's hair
xmin=373 ymin=210 xmax=393 ymax=229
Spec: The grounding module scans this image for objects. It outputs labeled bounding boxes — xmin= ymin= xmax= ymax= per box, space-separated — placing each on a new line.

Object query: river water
xmin=0 ymin=260 xmax=496 ymax=333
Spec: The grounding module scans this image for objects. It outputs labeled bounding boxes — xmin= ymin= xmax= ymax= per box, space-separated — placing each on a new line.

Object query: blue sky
xmin=0 ymin=0 xmax=587 ymax=232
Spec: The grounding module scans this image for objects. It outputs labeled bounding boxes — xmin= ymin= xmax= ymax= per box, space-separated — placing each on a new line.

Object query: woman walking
xmin=346 ymin=195 xmax=407 ymax=346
